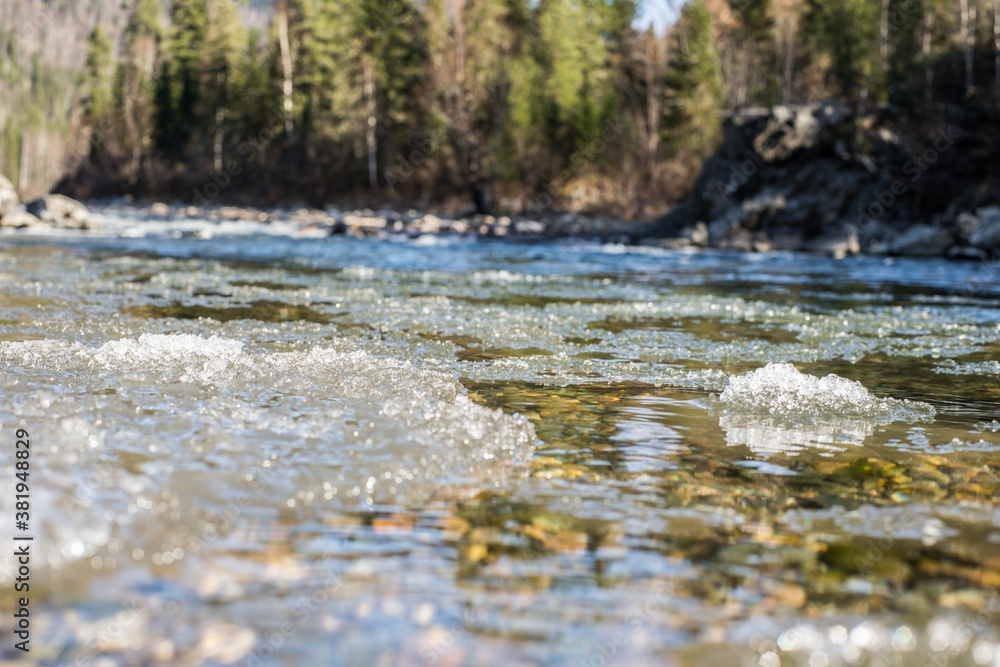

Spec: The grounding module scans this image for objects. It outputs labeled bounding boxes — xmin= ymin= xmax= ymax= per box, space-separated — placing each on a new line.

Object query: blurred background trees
xmin=1 ymin=0 xmax=999 ymax=215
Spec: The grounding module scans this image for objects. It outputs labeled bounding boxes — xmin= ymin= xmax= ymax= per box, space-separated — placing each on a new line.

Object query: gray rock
xmin=805 ymin=231 xmax=860 ymax=258
xmin=955 ymin=211 xmax=980 ymax=240
xmin=513 ymin=220 xmax=545 ymax=235
xmin=947 ymin=246 xmax=990 ymax=260
xmin=887 ymin=224 xmax=953 ymax=257
xmin=969 ymin=206 xmax=1000 ymax=250
xmin=0 ymin=173 xmax=19 ymax=214
xmin=0 ymin=209 xmax=43 ymax=228
xmin=25 ymin=194 xmax=91 ymax=229
xmin=689 ymin=221 xmax=709 ymax=247
xmin=722 ymin=102 xmax=850 ymax=164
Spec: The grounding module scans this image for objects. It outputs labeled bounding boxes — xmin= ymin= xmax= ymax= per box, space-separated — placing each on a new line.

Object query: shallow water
xmin=2 ymin=211 xmax=1000 ymax=666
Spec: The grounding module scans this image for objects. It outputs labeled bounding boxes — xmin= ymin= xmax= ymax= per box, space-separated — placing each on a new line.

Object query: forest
xmin=2 ymin=0 xmax=1000 ymax=217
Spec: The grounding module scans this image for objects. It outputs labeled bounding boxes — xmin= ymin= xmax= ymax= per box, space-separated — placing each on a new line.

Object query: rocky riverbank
xmin=632 ymin=102 xmax=1000 ymax=259
xmin=6 ymin=100 xmax=1000 ymax=258
xmin=2 ymin=193 xmax=629 ymax=241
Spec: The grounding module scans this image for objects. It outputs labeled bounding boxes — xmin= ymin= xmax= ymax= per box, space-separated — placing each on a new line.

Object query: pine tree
xmin=665 ymin=0 xmax=725 ymax=159
xmin=726 ymin=0 xmax=777 ymax=106
xmin=2 ymin=118 xmax=20 ymax=184
xmin=537 ymin=0 xmax=615 ymax=157
xmin=427 ymin=0 xmax=515 ymax=208
xmin=111 ymin=0 xmax=163 ymax=185
xmin=202 ymin=0 xmax=244 ymax=172
xmin=82 ymin=26 xmax=114 ymax=125
xmin=155 ymin=0 xmax=209 ymax=156
xmin=801 ymin=0 xmax=880 ymax=101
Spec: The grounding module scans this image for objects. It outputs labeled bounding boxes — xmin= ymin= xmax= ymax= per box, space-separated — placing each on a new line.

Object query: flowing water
xmin=2 ymin=211 xmax=1000 ymax=666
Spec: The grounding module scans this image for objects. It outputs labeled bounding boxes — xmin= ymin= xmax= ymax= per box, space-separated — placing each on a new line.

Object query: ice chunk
xmin=720 ymin=361 xmax=934 ymax=421
xmin=0 ymin=334 xmax=535 ymax=577
xmin=718 ymin=362 xmax=934 ymax=454
xmin=93 ymin=333 xmax=250 ymax=384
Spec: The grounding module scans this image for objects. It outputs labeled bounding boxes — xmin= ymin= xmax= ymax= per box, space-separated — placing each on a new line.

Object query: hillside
xmin=2 ymin=0 xmax=1000 ymax=219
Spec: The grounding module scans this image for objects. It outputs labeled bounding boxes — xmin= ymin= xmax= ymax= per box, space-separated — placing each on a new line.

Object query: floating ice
xmin=720 ymin=362 xmax=934 ymax=421
xmin=0 ymin=334 xmax=535 ymax=577
xmin=718 ymin=362 xmax=934 ymax=454
xmin=935 ymin=359 xmax=1000 ymax=376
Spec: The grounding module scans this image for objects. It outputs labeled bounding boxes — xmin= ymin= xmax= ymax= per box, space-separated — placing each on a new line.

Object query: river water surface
xmin=2 ymin=211 xmax=1000 ymax=666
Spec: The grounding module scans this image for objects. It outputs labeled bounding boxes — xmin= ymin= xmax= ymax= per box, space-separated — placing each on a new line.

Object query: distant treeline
xmin=51 ymin=0 xmax=1000 ymax=215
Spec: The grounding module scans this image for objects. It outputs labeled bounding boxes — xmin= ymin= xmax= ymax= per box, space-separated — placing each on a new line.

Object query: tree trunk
xmin=781 ymin=14 xmax=796 ymax=103
xmin=277 ymin=1 xmax=294 ymax=140
xmin=18 ymin=133 xmax=28 ymax=192
xmin=994 ymin=0 xmax=1000 ymax=91
xmin=364 ymin=59 xmax=377 ymax=189
xmin=924 ymin=0 xmax=934 ymax=107
xmin=880 ymin=0 xmax=890 ymax=78
xmin=960 ymin=0 xmax=974 ymax=96
xmin=214 ymin=107 xmax=225 ymax=174
xmin=645 ymin=46 xmax=661 ymax=163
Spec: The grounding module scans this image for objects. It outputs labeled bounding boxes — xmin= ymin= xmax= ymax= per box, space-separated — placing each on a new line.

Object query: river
xmin=2 ymin=210 xmax=1000 ymax=666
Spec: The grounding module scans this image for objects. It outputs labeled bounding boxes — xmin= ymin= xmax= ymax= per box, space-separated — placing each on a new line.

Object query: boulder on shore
xmin=0 ymin=173 xmax=43 ymax=228
xmin=25 ymin=194 xmax=91 ymax=229
xmin=0 ymin=173 xmax=18 ymax=211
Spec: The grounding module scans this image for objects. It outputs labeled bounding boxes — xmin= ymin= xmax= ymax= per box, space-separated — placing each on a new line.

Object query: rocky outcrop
xmin=638 ymin=103 xmax=1000 ymax=258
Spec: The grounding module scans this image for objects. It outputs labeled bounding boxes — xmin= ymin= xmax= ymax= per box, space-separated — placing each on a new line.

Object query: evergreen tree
xmin=801 ymin=0 xmax=880 ymax=101
xmin=82 ymin=26 xmax=114 ymax=125
xmin=2 ymin=118 xmax=20 ymax=184
xmin=201 ymin=0 xmax=244 ymax=172
xmin=428 ymin=0 xmax=515 ymax=207
xmin=110 ymin=0 xmax=163 ymax=185
xmin=664 ymin=0 xmax=725 ymax=159
xmin=155 ymin=0 xmax=209 ymax=156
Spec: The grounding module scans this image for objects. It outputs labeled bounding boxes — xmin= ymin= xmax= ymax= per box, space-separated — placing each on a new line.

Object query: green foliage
xmin=156 ymin=0 xmax=210 ymax=154
xmin=2 ymin=118 xmax=20 ymax=182
xmin=729 ymin=0 xmax=772 ymax=43
xmin=802 ymin=0 xmax=880 ymax=100
xmin=83 ymin=26 xmax=113 ymax=123
xmin=41 ymin=0 xmax=992 ymax=211
xmin=665 ymin=0 xmax=724 ymax=158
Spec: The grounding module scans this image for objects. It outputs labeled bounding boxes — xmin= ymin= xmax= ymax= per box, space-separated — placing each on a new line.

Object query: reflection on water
xmin=718 ymin=411 xmax=867 ymax=455
xmin=2 ymin=220 xmax=1000 ymax=666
